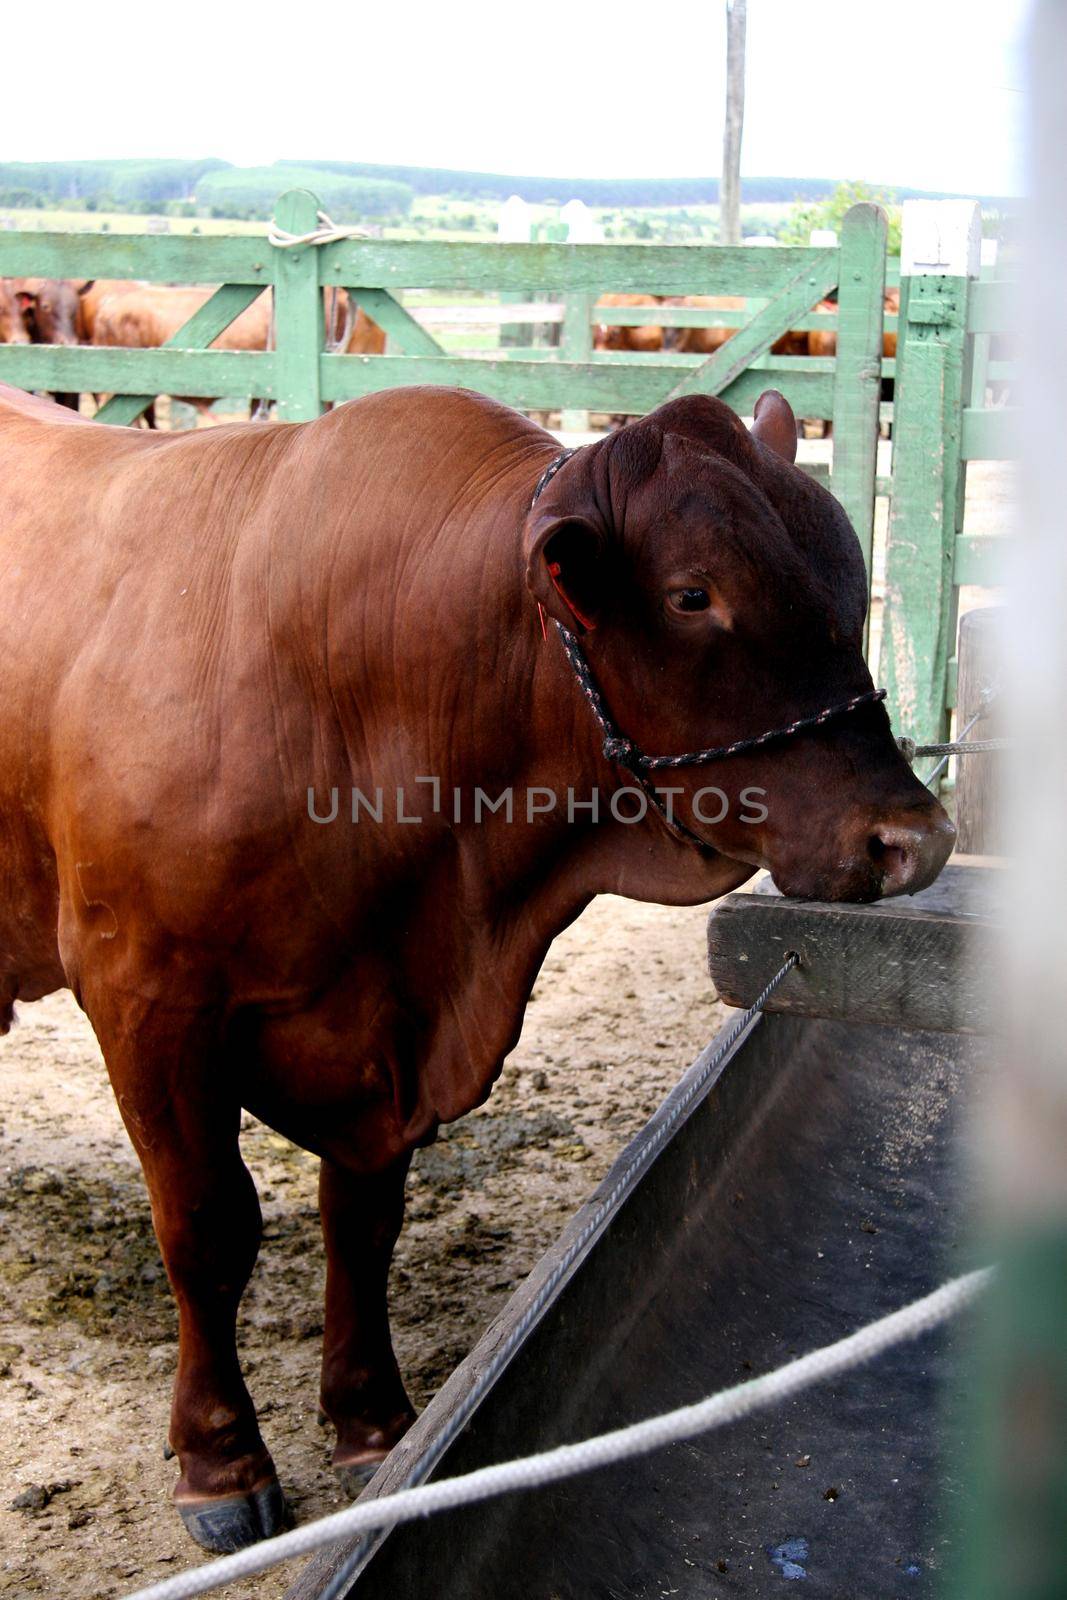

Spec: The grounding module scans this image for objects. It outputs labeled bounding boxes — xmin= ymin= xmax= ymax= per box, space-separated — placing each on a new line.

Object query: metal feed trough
xmin=289 ymin=861 xmax=996 ymax=1600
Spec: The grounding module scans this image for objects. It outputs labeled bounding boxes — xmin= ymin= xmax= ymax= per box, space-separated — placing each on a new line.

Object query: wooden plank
xmin=663 ymin=249 xmax=839 ymax=401
xmin=318 ymin=353 xmax=834 ymax=417
xmin=961 ymin=406 xmax=1021 ymax=461
xmin=955 ymin=607 xmax=1005 ymax=855
xmin=560 ymin=291 xmax=594 ymax=431
xmin=953 ymin=533 xmax=1008 ymax=586
xmin=966 ymin=279 xmax=1014 ymax=334
xmin=349 ymin=289 xmax=445 ymax=356
xmin=0 ymin=229 xmax=271 ymax=286
xmin=317 ymin=240 xmax=832 ymax=297
xmin=830 ymin=203 xmax=888 ymax=620
xmin=0 ymin=345 xmax=274 ymax=395
xmin=706 ymin=861 xmax=999 ymax=1035
xmin=881 ymin=205 xmax=979 ymax=749
xmin=272 ymin=189 xmax=323 ymax=421
xmin=94 ymin=283 xmax=265 ymax=426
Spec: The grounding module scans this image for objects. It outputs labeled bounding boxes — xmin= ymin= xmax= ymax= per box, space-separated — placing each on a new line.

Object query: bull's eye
xmin=669 ymin=587 xmax=711 ymax=613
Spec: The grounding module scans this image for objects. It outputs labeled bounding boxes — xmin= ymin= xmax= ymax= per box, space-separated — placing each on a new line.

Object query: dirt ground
xmin=0 ymin=897 xmax=727 ymax=1600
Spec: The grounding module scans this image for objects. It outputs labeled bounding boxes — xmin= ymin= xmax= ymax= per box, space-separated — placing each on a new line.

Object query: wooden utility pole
xmin=720 ymin=0 xmax=746 ymax=245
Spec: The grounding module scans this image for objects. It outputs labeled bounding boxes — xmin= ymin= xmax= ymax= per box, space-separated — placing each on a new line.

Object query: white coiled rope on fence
xmin=122 ymin=1265 xmax=992 ymax=1600
xmin=267 ymin=211 xmax=373 ymax=250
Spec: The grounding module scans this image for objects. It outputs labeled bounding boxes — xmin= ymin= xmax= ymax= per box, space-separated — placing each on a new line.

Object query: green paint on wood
xmin=94 ymin=283 xmax=266 ymax=426
xmin=830 ymin=203 xmax=888 ymax=639
xmin=348 ymin=289 xmax=445 ymax=356
xmin=318 ymin=354 xmax=833 ymax=418
xmin=272 ymin=190 xmax=323 ymax=421
xmin=317 ymin=240 xmax=830 ymax=297
xmin=663 ymin=250 xmax=839 ymax=401
xmin=0 ymin=345 xmax=274 ymax=395
xmin=881 ymin=274 xmax=972 ymax=747
xmin=961 ymin=406 xmax=1021 ymax=461
xmin=0 ymin=231 xmax=270 ymax=286
xmin=560 ymin=291 xmax=594 ymax=431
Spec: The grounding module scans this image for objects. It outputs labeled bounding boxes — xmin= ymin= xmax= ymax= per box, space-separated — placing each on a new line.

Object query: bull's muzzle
xmin=865 ymin=809 xmax=957 ymax=898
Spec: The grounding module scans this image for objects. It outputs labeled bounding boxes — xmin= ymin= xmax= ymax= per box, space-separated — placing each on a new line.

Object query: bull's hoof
xmin=334 ymin=1455 xmax=387 ymax=1499
xmin=176 ymin=1479 xmax=289 ymax=1553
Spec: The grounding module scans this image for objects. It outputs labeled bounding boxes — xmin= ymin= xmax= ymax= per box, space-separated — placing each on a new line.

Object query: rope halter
xmin=530 ymin=449 xmax=887 ymax=848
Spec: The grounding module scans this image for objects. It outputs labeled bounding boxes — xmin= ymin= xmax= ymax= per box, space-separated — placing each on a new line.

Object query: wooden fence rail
xmin=0 ymin=193 xmax=1014 ymax=753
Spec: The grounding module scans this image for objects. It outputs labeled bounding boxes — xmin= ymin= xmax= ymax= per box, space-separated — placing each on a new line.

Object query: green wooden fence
xmin=0 ymin=192 xmax=1013 ymax=752
xmin=880 ymin=205 xmax=1016 ymax=751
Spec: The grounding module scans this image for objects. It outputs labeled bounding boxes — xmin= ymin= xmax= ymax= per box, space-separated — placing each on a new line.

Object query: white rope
xmin=122 ymin=1265 xmax=992 ymax=1600
xmin=267 ymin=210 xmax=372 ymax=250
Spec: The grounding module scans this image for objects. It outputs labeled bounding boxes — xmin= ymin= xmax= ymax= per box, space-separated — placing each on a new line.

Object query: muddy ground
xmin=0 ymin=897 xmax=726 ymax=1599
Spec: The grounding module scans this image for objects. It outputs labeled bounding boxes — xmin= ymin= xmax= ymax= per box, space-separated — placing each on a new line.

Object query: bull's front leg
xmin=318 ymin=1153 xmax=416 ymax=1494
xmin=87 ymin=992 xmax=287 ymax=1553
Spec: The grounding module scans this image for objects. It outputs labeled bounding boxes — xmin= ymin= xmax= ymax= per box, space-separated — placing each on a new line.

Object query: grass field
xmin=0 ymin=197 xmax=801 ymax=245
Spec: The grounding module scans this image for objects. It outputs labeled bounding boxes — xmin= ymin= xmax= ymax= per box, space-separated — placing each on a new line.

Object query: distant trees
xmin=193 ymin=167 xmax=413 ymax=221
xmin=0 ymin=159 xmax=227 ymax=205
xmin=779 ymin=180 xmax=904 ymax=253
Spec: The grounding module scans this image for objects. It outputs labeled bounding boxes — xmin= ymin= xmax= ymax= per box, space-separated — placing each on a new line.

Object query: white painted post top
xmin=900 ymin=198 xmax=982 ymax=276
xmin=809 ymin=228 xmax=838 ymax=248
xmin=561 ymin=198 xmax=600 ymax=243
xmin=498 ymin=195 xmax=532 ymax=243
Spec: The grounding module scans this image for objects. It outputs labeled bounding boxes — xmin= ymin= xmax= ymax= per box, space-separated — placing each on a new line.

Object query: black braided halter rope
xmin=530 ymin=448 xmax=887 ymax=849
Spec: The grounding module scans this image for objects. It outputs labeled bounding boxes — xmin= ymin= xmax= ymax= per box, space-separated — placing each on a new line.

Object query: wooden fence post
xmin=880 ymin=198 xmax=981 ymax=748
xmin=272 ymin=189 xmax=324 ymax=422
xmin=954 ymin=606 xmax=1004 ymax=855
xmin=829 ymin=202 xmax=888 ymax=630
xmin=560 ymin=291 xmax=594 ymax=433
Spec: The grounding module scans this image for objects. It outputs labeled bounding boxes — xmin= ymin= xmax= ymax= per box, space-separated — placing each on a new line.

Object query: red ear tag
xmin=545 ymin=561 xmax=597 ymax=632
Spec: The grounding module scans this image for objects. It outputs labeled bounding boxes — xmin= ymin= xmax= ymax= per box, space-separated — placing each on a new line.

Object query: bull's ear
xmin=524 ymin=513 xmax=606 ymax=632
xmin=77 ymin=280 xmax=96 ymax=297
xmin=750 ymin=389 xmax=798 ymax=463
xmin=14 ymin=290 xmax=36 ymax=313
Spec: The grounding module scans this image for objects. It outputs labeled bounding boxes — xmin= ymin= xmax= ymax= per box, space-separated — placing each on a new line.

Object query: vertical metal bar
xmin=830 ymin=201 xmax=888 ymax=651
xmin=272 ymin=188 xmax=324 ymax=422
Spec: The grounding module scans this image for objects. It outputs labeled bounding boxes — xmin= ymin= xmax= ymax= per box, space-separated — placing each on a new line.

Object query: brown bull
xmin=0 ymin=380 xmax=952 ymax=1553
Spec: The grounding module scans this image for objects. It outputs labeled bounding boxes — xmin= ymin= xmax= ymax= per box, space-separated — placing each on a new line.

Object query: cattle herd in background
xmin=0 ymin=278 xmax=385 ymax=422
xmin=0 ymin=277 xmax=897 ymax=430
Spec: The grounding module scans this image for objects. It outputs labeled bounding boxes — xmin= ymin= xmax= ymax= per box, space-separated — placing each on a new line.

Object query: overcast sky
xmin=5 ymin=0 xmax=1028 ymax=196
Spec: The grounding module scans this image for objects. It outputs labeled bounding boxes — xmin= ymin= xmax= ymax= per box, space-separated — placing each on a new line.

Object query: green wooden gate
xmin=0 ymin=192 xmax=888 ymax=596
xmin=879 ymin=201 xmax=1016 ymax=752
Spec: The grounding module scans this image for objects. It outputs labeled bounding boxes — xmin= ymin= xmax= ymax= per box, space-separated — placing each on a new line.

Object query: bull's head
xmin=524 ymin=391 xmax=953 ymax=902
xmin=16 ymin=279 xmax=83 ymax=346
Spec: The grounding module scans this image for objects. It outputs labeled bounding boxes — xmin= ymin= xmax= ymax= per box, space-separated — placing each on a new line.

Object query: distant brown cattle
xmin=807 ymin=288 xmax=899 ymax=360
xmin=664 ymin=295 xmax=745 ymax=356
xmin=665 ymin=297 xmax=809 ymax=359
xmin=9 ymin=278 xmax=87 ymax=410
xmin=0 ymin=279 xmax=31 ymax=346
xmin=92 ymin=285 xmax=385 ymax=423
xmin=593 ymin=293 xmax=664 ymax=353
